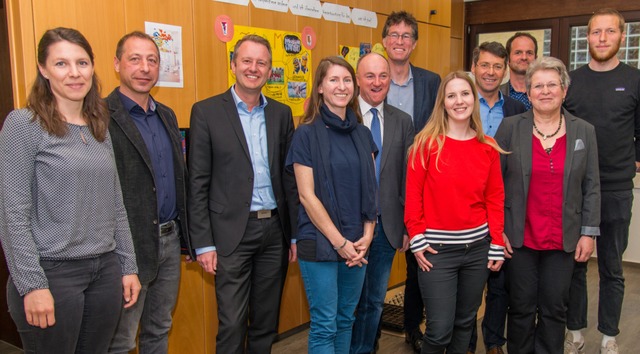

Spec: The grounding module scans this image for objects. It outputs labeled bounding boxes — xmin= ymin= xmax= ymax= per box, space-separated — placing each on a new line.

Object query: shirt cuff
xmin=488 ymin=244 xmax=505 ymax=261
xmin=291 ymin=238 xmax=297 ymax=244
xmin=410 ymin=234 xmax=429 ymax=254
xmin=195 ymin=246 xmax=216 ymax=255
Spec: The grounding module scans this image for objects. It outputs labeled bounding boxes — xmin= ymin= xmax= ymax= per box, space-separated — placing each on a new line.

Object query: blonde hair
xmin=408 ymin=71 xmax=506 ymax=171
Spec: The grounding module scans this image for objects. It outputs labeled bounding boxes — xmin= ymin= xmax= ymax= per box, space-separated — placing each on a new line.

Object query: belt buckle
xmin=160 ymin=220 xmax=174 ymax=233
xmin=257 ymin=210 xmax=271 ymax=219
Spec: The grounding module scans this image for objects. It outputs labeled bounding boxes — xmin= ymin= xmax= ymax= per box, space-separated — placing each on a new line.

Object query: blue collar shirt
xmin=387 ymin=67 xmax=415 ymax=121
xmin=117 ymin=89 xmax=177 ymax=223
xmin=230 ymin=86 xmax=277 ymax=212
xmin=478 ymin=91 xmax=506 ymax=138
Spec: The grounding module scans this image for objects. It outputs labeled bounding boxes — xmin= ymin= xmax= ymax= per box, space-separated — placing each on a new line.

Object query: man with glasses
xmin=467 ymin=41 xmax=526 ymax=354
xmin=564 ymin=8 xmax=640 ymax=354
xmin=500 ymin=32 xmax=538 ymax=110
xmin=381 ymin=10 xmax=441 ymax=353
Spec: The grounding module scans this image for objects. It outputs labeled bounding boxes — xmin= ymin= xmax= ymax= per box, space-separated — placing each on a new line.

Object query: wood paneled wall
xmin=5 ymin=1 xmax=452 ymax=352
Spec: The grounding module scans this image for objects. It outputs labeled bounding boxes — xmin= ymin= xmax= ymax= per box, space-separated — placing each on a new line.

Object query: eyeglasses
xmin=531 ymin=82 xmax=562 ymax=92
xmin=477 ymin=62 xmax=505 ymax=71
xmin=387 ymin=32 xmax=414 ymax=41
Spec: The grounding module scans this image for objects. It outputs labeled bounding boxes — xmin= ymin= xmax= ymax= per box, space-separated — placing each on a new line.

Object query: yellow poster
xmin=227 ymin=26 xmax=312 ymax=117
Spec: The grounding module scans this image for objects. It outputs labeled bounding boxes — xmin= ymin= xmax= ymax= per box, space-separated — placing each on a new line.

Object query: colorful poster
xmin=227 ymin=26 xmax=312 ymax=116
xmin=339 ymin=45 xmax=360 ymax=69
xmin=145 ymin=22 xmax=184 ymax=88
xmin=339 ymin=43 xmax=386 ymax=69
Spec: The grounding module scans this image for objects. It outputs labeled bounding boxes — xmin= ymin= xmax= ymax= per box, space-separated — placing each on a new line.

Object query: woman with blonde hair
xmin=405 ymin=71 xmax=506 ymax=353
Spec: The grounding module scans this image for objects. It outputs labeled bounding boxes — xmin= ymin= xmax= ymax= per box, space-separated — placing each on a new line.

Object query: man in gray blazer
xmin=107 ymin=31 xmax=194 ymax=354
xmin=351 ymin=53 xmax=415 ymax=354
xmin=382 ymin=12 xmax=440 ymax=351
xmin=188 ymin=35 xmax=298 ymax=353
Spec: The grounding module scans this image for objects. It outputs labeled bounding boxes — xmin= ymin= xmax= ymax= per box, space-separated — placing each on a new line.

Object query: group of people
xmin=0 ymin=7 xmax=637 ymax=354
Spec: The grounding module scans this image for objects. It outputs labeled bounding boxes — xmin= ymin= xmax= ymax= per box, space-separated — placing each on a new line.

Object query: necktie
xmin=370 ymin=108 xmax=382 ymax=184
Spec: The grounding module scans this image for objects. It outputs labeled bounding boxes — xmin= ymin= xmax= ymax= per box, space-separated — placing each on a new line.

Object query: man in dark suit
xmin=188 ymin=34 xmax=298 ymax=354
xmin=381 ymin=11 xmax=441 ymax=352
xmin=107 ymin=31 xmax=194 ymax=354
xmin=351 ymin=53 xmax=415 ymax=354
xmin=468 ymin=41 xmax=526 ymax=354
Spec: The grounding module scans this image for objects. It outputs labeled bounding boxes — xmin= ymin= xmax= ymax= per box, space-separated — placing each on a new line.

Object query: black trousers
xmin=404 ymin=250 xmax=425 ymax=332
xmin=507 ymin=246 xmax=575 ymax=354
xmin=215 ymin=215 xmax=288 ymax=354
xmin=418 ymin=239 xmax=490 ymax=354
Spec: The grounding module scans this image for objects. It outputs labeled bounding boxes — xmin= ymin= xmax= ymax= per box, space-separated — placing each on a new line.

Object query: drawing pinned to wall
xmin=339 ymin=43 xmax=387 ymax=69
xmin=215 ymin=15 xmax=234 ymax=42
xmin=339 ymin=45 xmax=360 ymax=69
xmin=145 ymin=22 xmax=184 ymax=88
xmin=359 ymin=42 xmax=371 ymax=56
xmin=227 ymin=26 xmax=313 ymax=116
xmin=301 ymin=26 xmax=317 ymax=50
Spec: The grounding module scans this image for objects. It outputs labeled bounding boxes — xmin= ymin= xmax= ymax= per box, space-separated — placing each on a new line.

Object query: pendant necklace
xmin=533 ymin=114 xmax=563 ymax=141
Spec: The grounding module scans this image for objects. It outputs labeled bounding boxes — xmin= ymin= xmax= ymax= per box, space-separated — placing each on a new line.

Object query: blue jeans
xmin=109 ymin=227 xmax=181 ymax=354
xmin=299 ymin=258 xmax=367 ymax=354
xmin=7 ymin=252 xmax=123 ymax=354
xmin=567 ymin=190 xmax=632 ymax=336
xmin=417 ymin=239 xmax=490 ymax=354
xmin=351 ymin=222 xmax=397 ymax=354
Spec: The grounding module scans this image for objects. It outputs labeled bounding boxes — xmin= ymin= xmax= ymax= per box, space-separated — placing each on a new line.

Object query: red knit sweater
xmin=405 ymin=136 xmax=505 ymax=258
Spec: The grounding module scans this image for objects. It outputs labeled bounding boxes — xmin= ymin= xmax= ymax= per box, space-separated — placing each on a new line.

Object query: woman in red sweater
xmin=405 ymin=71 xmax=506 ymax=354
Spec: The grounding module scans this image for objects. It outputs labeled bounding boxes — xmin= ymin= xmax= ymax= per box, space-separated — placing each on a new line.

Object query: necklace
xmin=533 ymin=114 xmax=563 ymax=141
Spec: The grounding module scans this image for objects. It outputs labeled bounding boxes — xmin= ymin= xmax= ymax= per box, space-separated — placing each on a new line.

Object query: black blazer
xmin=378 ymin=104 xmax=415 ymax=249
xmin=107 ymin=89 xmax=194 ymax=284
xmin=411 ymin=64 xmax=441 ymax=132
xmin=494 ymin=109 xmax=601 ymax=252
xmin=503 ymin=95 xmax=527 ymax=117
xmin=188 ymin=89 xmax=298 ymax=256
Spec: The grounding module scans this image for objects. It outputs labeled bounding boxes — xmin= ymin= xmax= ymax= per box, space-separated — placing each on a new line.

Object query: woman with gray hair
xmin=494 ymin=56 xmax=601 ymax=353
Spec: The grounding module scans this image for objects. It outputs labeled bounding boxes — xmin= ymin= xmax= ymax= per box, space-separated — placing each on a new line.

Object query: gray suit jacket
xmin=379 ymin=104 xmax=415 ymax=249
xmin=188 ymin=89 xmax=298 ymax=256
xmin=494 ymin=109 xmax=601 ymax=252
xmin=107 ymin=89 xmax=194 ymax=284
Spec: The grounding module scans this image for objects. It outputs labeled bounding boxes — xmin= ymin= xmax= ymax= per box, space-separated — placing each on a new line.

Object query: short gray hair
xmin=525 ymin=57 xmax=571 ymax=93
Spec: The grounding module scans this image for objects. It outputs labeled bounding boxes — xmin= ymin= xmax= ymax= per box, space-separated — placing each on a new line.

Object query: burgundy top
xmin=524 ymin=135 xmax=566 ymax=250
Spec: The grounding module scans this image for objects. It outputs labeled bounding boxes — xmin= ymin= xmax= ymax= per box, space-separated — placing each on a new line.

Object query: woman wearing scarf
xmin=286 ymin=56 xmax=377 ymax=354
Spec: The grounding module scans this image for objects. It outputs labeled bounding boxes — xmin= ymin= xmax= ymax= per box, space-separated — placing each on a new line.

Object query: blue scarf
xmin=309 ymin=104 xmax=377 ymax=261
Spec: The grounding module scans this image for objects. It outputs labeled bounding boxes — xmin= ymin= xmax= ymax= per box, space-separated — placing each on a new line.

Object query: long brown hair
xmin=27 ymin=27 xmax=108 ymax=141
xmin=408 ymin=71 xmax=506 ymax=170
xmin=300 ymin=56 xmax=361 ymax=125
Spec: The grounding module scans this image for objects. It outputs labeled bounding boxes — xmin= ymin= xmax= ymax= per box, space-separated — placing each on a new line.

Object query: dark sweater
xmin=564 ymin=63 xmax=640 ymax=191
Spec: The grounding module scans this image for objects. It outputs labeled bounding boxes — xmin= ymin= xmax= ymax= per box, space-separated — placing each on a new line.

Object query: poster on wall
xmin=339 ymin=43 xmax=387 ymax=69
xmin=145 ymin=21 xmax=184 ymax=88
xmin=227 ymin=26 xmax=312 ymax=116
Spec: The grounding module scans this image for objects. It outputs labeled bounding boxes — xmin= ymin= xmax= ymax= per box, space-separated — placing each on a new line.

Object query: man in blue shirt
xmin=382 ymin=11 xmax=441 ymax=353
xmin=468 ymin=41 xmax=525 ymax=354
xmin=188 ymin=35 xmax=298 ymax=354
xmin=107 ymin=31 xmax=194 ymax=354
